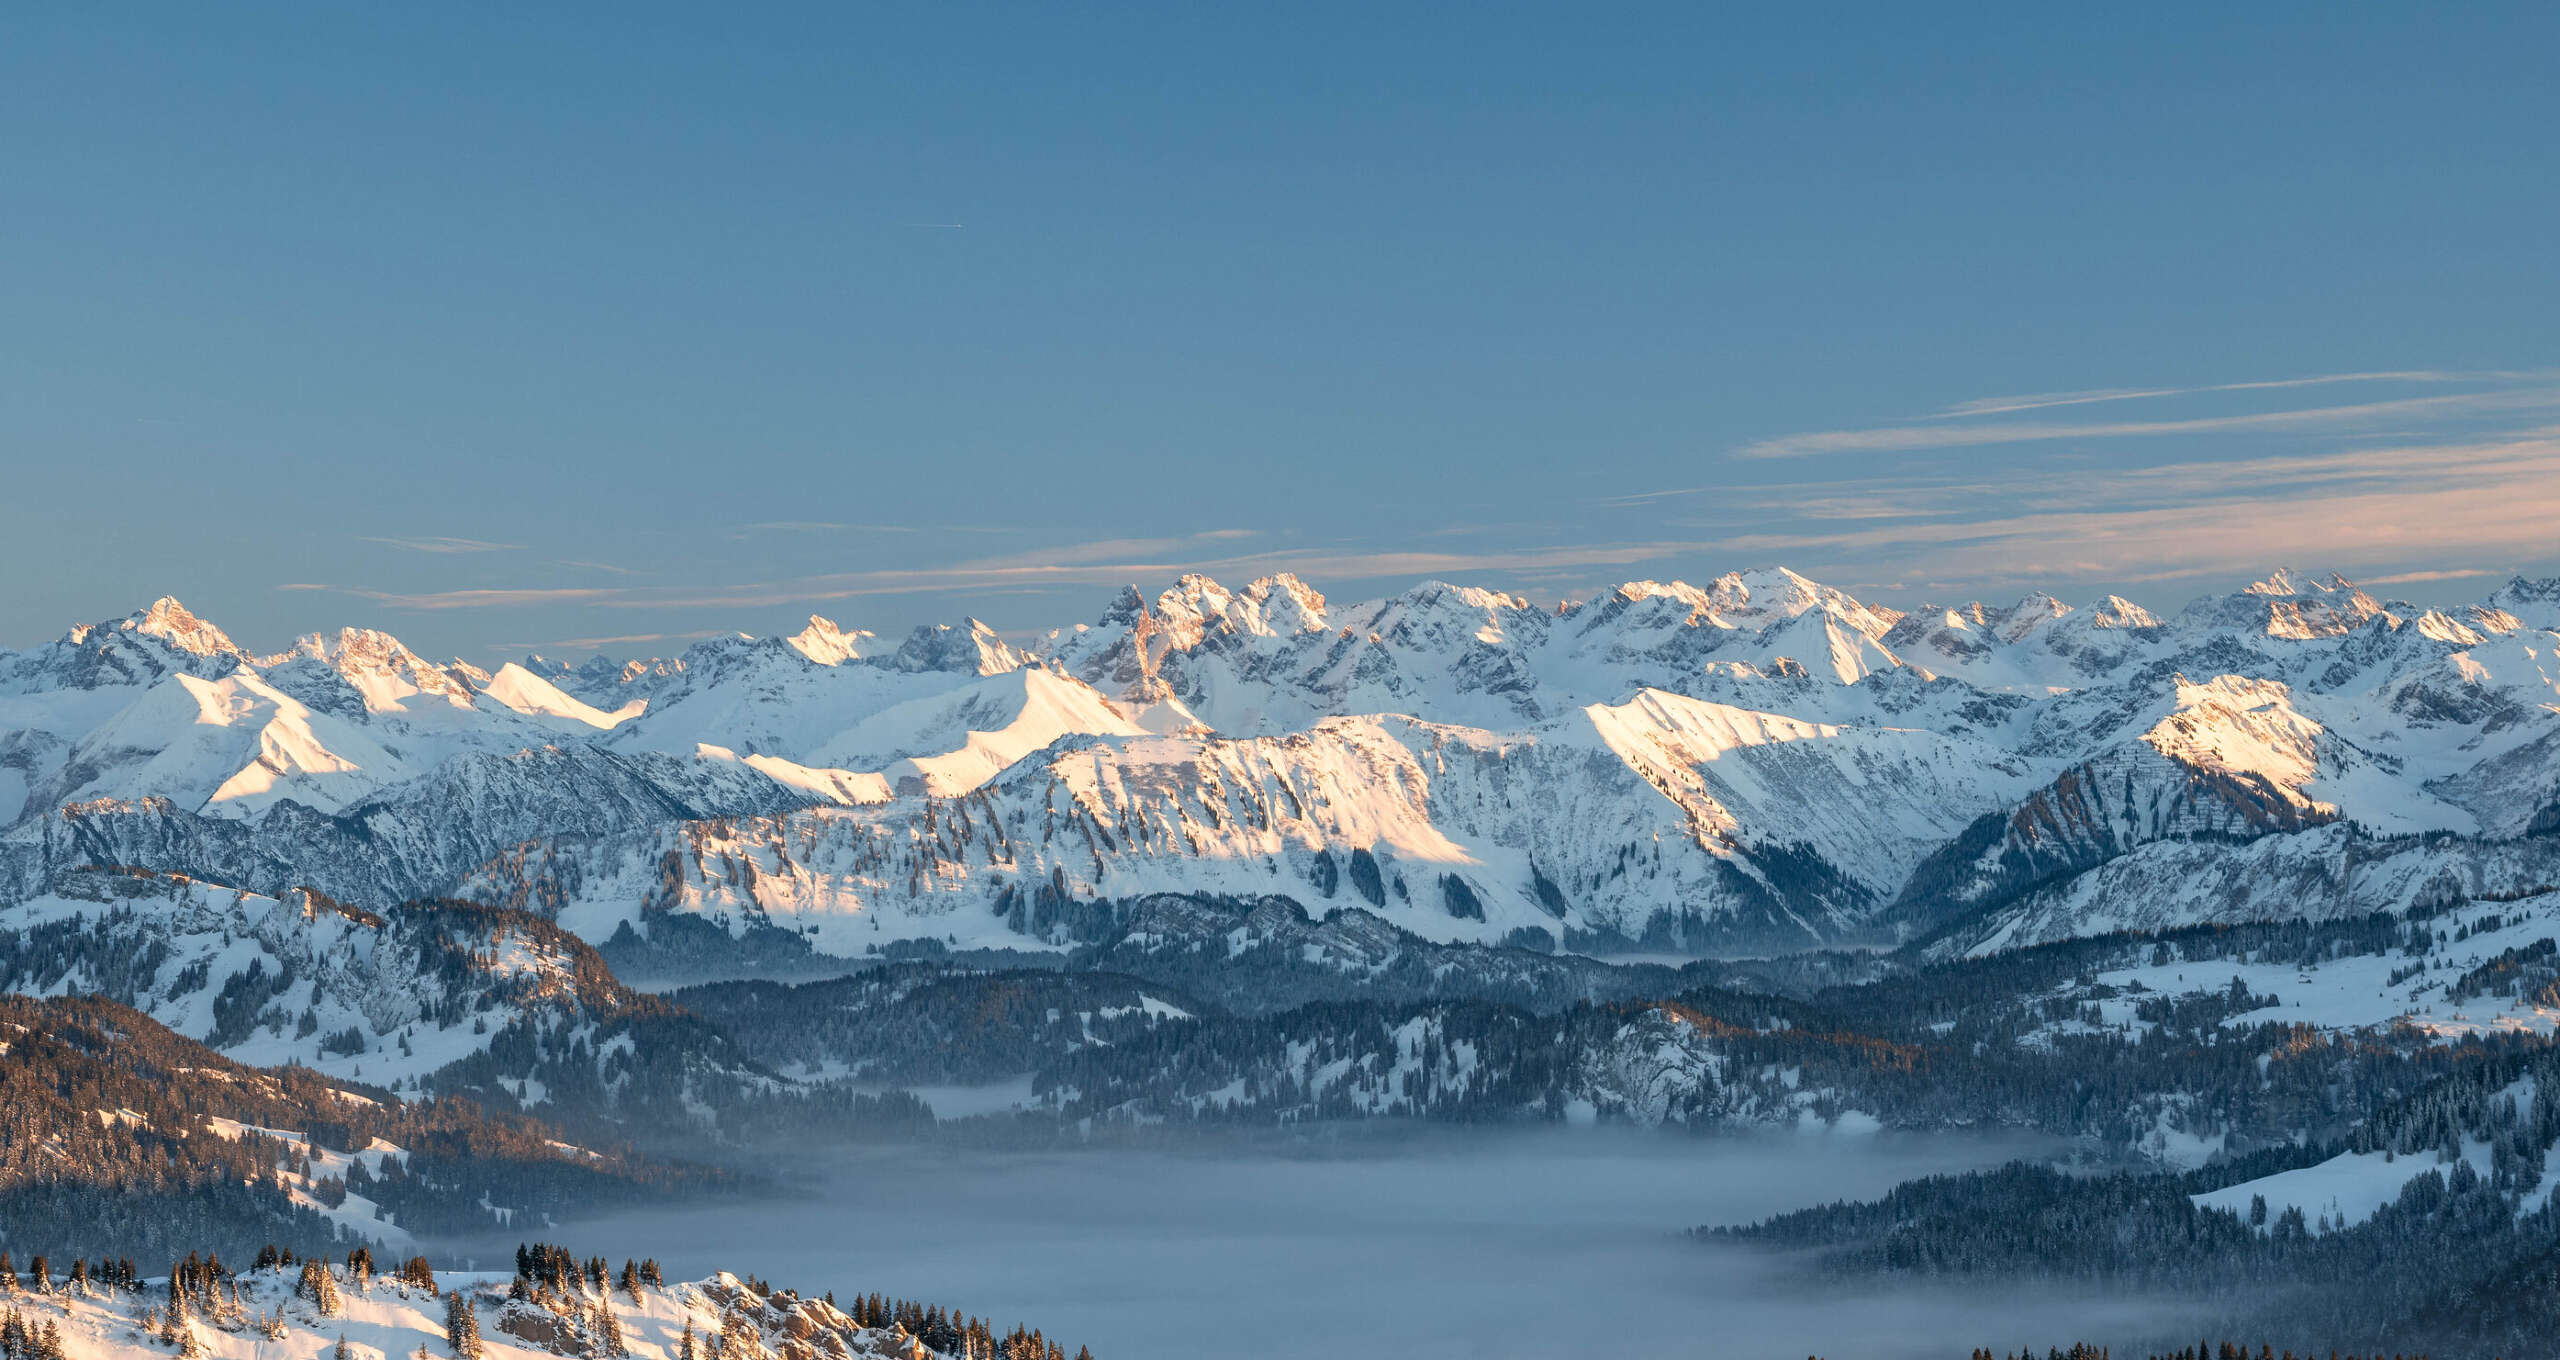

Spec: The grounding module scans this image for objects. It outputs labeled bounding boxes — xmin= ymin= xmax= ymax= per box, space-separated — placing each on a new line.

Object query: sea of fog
xmin=472 ymin=1128 xmax=2209 ymax=1360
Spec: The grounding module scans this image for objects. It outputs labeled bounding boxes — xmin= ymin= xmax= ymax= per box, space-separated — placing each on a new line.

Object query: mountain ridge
xmin=5 ymin=565 xmax=2557 ymax=967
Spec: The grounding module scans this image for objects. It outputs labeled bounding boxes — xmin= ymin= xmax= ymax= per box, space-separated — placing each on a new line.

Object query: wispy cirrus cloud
xmin=278 ymin=584 xmax=620 ymax=610
xmin=731 ymin=520 xmax=1016 ymax=537
xmin=1690 ymin=430 xmax=2560 ymax=587
xmin=597 ymin=538 xmax=1709 ymax=610
xmin=2359 ymin=568 xmax=2501 ymax=586
xmin=360 ymin=535 xmax=523 ymax=553
xmin=1931 ymin=369 xmax=2528 ymax=419
xmin=1712 ymin=427 xmax=2560 ymax=524
xmin=488 ymin=628 xmax=738 ymax=653
xmin=1735 ymin=386 xmax=2560 ymax=460
xmin=281 ymin=367 xmax=2560 ymax=627
xmin=276 ymin=533 xmax=1724 ymax=615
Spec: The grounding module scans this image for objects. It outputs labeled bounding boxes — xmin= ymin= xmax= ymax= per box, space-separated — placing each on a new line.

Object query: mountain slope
xmin=0 ymin=991 xmax=692 ymax=1258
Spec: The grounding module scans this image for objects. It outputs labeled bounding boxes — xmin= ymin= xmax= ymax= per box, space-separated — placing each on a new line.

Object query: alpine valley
xmin=11 ymin=566 xmax=2560 ymax=1357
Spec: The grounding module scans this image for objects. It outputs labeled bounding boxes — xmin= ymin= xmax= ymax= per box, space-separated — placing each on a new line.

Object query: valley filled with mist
xmin=490 ymin=1131 xmax=2194 ymax=1360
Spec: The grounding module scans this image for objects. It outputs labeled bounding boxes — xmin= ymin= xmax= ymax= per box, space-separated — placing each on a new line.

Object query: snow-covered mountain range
xmin=7 ymin=568 xmax=2560 ymax=966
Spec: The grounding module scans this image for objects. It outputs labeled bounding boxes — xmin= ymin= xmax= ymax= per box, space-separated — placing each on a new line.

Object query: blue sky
xmin=5 ymin=4 xmax=2556 ymax=658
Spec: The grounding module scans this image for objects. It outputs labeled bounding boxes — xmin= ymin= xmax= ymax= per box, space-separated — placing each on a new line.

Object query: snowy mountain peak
xmin=888 ymin=617 xmax=1028 ymax=675
xmin=1152 ymin=574 xmax=1249 ymax=641
xmin=1357 ymin=580 xmax=1541 ymax=651
xmin=2484 ymin=576 xmax=2560 ymax=631
xmin=785 ymin=614 xmax=875 ymax=665
xmin=1098 ymin=584 xmax=1151 ymax=627
xmin=2188 ymin=570 xmax=2389 ymax=639
xmin=1706 ymin=566 xmax=1821 ymax=615
xmin=1612 ymin=579 xmax=1704 ymax=602
xmin=1147 ymin=572 xmax=1334 ymax=646
xmin=2084 ymin=595 xmax=2160 ymax=630
xmin=264 ymin=625 xmax=478 ymax=710
xmin=1705 ymin=567 xmax=1901 ymax=638
xmin=1560 ymin=580 xmax=1730 ymax=653
xmin=125 ymin=596 xmax=245 ymax=659
xmin=2490 ymin=574 xmax=2560 ymax=603
xmin=2242 ymin=568 xmax=2359 ymax=598
xmin=1995 ymin=592 xmax=2074 ymax=644
xmin=1387 ymin=579 xmax=1532 ymax=613
xmin=1244 ymin=572 xmax=1330 ymax=629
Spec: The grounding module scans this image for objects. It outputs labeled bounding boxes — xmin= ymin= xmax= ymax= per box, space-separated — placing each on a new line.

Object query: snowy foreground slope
xmin=6 ymin=567 xmax=2560 ymax=962
xmin=0 ymin=1256 xmax=1074 ymax=1360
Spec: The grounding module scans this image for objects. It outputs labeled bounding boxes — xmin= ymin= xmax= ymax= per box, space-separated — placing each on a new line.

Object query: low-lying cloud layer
xmin=512 ymin=1130 xmax=2205 ymax=1360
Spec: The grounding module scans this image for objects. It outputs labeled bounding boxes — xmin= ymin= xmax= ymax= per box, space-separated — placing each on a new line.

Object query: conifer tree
xmin=299 ymin=1260 xmax=342 ymax=1316
xmin=590 ymin=1298 xmax=626 ymax=1358
xmin=446 ymin=1288 xmax=484 ymax=1360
